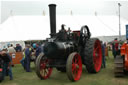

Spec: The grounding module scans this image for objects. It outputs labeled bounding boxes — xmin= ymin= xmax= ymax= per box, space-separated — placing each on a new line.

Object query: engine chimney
xmin=49 ymin=4 xmax=56 ymax=38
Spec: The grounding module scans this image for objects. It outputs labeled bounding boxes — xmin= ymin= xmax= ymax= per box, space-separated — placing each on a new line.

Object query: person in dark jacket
xmin=101 ymin=41 xmax=106 ymax=68
xmin=0 ymin=51 xmax=4 ymax=81
xmin=0 ymin=50 xmax=13 ymax=80
xmin=24 ymin=45 xmax=32 ymax=72
xmin=35 ymin=44 xmax=41 ymax=57
xmin=112 ymin=38 xmax=119 ymax=59
xmin=15 ymin=44 xmax=22 ymax=52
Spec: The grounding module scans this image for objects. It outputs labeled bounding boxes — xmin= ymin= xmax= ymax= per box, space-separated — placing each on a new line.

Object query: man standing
xmin=8 ymin=44 xmax=16 ymax=53
xmin=112 ymin=38 xmax=119 ymax=59
xmin=35 ymin=44 xmax=41 ymax=57
xmin=101 ymin=41 xmax=106 ymax=68
xmin=15 ymin=44 xmax=22 ymax=52
xmin=1 ymin=50 xmax=13 ymax=80
xmin=24 ymin=44 xmax=32 ymax=72
xmin=8 ymin=44 xmax=15 ymax=67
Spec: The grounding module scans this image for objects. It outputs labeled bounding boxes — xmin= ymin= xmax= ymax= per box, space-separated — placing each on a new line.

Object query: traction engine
xmin=35 ymin=4 xmax=102 ymax=81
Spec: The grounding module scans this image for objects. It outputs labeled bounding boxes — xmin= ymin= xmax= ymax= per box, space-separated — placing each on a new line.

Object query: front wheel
xmin=66 ymin=52 xmax=82 ymax=81
xmin=35 ymin=53 xmax=52 ymax=80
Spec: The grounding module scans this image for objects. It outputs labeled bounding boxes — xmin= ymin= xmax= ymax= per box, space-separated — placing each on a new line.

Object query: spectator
xmin=32 ymin=43 xmax=36 ymax=50
xmin=8 ymin=44 xmax=16 ymax=54
xmin=112 ymin=38 xmax=119 ymax=59
xmin=118 ymin=40 xmax=122 ymax=55
xmin=24 ymin=44 xmax=32 ymax=72
xmin=33 ymin=43 xmax=41 ymax=57
xmin=101 ymin=41 xmax=106 ymax=68
xmin=15 ymin=44 xmax=22 ymax=52
xmin=36 ymin=44 xmax=42 ymax=57
xmin=7 ymin=44 xmax=15 ymax=67
xmin=0 ymin=50 xmax=13 ymax=80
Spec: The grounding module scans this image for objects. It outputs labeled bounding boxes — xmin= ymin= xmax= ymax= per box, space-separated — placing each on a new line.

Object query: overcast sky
xmin=1 ymin=0 xmax=128 ymax=23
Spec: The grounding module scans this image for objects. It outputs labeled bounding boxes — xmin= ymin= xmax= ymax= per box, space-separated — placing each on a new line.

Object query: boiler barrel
xmin=43 ymin=42 xmax=75 ymax=58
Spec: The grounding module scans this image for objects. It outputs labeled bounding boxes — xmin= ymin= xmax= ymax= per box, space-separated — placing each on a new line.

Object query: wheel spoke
xmin=44 ymin=69 xmax=48 ymax=75
xmin=75 ymin=69 xmax=78 ymax=77
xmin=72 ymin=64 xmax=76 ymax=71
xmin=94 ymin=47 xmax=98 ymax=53
xmin=43 ymin=68 xmax=47 ymax=77
xmin=72 ymin=68 xmax=76 ymax=76
xmin=72 ymin=58 xmax=75 ymax=64
xmin=40 ymin=69 xmax=43 ymax=74
xmin=42 ymin=69 xmax=44 ymax=77
xmin=75 ymin=56 xmax=78 ymax=63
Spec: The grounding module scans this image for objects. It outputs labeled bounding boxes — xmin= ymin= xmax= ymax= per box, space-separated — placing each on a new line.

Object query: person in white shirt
xmin=8 ymin=44 xmax=16 ymax=54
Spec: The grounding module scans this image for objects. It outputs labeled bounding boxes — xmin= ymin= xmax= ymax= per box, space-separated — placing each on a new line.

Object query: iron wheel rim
xmin=72 ymin=53 xmax=82 ymax=81
xmin=93 ymin=40 xmax=102 ymax=72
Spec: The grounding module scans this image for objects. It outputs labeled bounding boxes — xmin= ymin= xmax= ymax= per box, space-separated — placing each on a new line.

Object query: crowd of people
xmin=101 ymin=38 xmax=126 ymax=69
xmin=0 ymin=43 xmax=42 ymax=82
xmin=0 ymin=43 xmax=23 ymax=81
xmin=101 ymin=37 xmax=128 ymax=69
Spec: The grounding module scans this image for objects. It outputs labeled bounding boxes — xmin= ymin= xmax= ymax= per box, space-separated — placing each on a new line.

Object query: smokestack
xmin=49 ymin=4 xmax=56 ymax=38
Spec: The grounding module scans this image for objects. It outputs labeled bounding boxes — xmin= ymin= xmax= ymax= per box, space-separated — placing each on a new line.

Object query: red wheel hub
xmin=72 ymin=53 xmax=82 ymax=81
xmin=93 ymin=40 xmax=102 ymax=72
xmin=40 ymin=59 xmax=52 ymax=79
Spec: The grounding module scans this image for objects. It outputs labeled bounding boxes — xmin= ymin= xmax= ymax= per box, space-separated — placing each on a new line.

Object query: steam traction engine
xmin=35 ymin=4 xmax=102 ymax=81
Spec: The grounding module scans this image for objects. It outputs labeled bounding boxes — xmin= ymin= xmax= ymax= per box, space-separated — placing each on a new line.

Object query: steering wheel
xmin=79 ymin=25 xmax=91 ymax=46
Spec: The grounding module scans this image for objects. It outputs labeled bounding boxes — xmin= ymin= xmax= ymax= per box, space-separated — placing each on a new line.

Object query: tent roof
xmin=0 ymin=15 xmax=127 ymax=42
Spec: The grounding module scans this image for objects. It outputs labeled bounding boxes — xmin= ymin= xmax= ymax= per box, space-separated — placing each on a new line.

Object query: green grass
xmin=1 ymin=51 xmax=128 ymax=85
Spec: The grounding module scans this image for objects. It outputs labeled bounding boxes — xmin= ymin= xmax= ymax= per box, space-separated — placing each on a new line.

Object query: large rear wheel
xmin=35 ymin=53 xmax=52 ymax=80
xmin=81 ymin=38 xmax=102 ymax=73
xmin=66 ymin=52 xmax=82 ymax=81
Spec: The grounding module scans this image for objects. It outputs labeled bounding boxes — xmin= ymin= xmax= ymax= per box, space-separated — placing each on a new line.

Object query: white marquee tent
xmin=0 ymin=15 xmax=128 ymax=42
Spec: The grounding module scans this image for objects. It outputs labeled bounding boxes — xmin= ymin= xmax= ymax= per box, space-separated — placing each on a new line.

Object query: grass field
xmin=1 ymin=51 xmax=128 ymax=85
